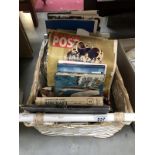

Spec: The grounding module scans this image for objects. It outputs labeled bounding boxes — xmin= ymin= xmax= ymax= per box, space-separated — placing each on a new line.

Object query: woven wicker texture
xmin=22 ymin=39 xmax=134 ymax=138
xmin=34 ymin=122 xmax=124 ymax=138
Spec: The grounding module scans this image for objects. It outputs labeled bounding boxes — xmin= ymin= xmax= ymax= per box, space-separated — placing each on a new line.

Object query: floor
xmin=19 ymin=12 xmax=135 ymax=155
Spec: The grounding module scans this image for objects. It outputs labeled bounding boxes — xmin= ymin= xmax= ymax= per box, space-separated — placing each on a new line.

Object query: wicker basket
xmin=19 ymin=39 xmax=134 ymax=138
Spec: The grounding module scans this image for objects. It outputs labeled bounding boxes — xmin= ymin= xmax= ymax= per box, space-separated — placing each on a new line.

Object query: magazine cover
xmin=55 ymin=72 xmax=104 ymax=97
xmin=47 ymin=30 xmax=117 ymax=98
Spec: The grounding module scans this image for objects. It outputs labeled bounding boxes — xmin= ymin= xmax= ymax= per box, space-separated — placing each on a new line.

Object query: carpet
xmin=34 ymin=0 xmax=83 ymax=12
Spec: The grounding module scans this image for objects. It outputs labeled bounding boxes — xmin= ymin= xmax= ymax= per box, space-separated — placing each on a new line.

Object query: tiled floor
xmin=19 ymin=12 xmax=135 ymax=155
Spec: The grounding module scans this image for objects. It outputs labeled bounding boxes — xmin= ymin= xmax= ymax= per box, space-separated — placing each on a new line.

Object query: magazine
xmin=47 ymin=30 xmax=117 ymax=98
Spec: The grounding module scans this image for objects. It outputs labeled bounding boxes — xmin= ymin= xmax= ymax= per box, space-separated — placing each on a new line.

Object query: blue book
xmin=55 ymin=72 xmax=104 ymax=97
xmin=45 ymin=19 xmax=97 ymax=32
xmin=57 ymin=61 xmax=107 ymax=75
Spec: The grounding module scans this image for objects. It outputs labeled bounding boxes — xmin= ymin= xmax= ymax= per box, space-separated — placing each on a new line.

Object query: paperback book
xmin=55 ymin=72 xmax=104 ymax=97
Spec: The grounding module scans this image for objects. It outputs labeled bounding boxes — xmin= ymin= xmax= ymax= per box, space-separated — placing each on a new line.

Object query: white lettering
xmin=59 ymin=37 xmax=67 ymax=47
xmin=67 ymin=38 xmax=74 ymax=48
xmin=53 ymin=35 xmax=59 ymax=46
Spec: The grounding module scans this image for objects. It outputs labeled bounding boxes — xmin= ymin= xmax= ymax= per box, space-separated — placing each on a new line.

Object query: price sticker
xmin=97 ymin=117 xmax=106 ymax=122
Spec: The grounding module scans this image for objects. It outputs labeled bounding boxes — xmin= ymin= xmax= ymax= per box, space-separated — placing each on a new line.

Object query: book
xmin=47 ymin=10 xmax=98 ymax=16
xmin=55 ymin=72 xmax=104 ymax=97
xmin=57 ymin=60 xmax=107 ymax=74
xmin=35 ymin=97 xmax=104 ymax=107
xmin=55 ymin=88 xmax=101 ymax=97
xmin=47 ymin=13 xmax=101 ymax=31
xmin=45 ymin=19 xmax=98 ymax=33
xmin=22 ymin=105 xmax=110 ymax=114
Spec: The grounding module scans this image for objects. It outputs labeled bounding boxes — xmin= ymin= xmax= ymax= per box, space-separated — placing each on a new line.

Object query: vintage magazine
xmin=47 ymin=30 xmax=117 ymax=98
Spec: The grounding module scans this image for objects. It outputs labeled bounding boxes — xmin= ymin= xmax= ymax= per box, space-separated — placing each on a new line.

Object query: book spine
xmin=22 ymin=106 xmax=110 ymax=114
xmin=35 ymin=97 xmax=103 ymax=107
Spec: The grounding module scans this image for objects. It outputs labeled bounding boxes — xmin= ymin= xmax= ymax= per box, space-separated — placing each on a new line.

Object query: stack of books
xmin=23 ymin=12 xmax=117 ymax=114
xmin=35 ymin=60 xmax=107 ymax=110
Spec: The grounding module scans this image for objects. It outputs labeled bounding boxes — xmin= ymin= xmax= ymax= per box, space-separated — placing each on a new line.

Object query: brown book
xmin=35 ymin=97 xmax=104 ymax=107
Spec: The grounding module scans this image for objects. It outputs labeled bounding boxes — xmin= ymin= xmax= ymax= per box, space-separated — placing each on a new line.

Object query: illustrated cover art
xmin=55 ymin=72 xmax=104 ymax=97
xmin=65 ymin=41 xmax=104 ymax=63
xmin=47 ymin=30 xmax=117 ymax=98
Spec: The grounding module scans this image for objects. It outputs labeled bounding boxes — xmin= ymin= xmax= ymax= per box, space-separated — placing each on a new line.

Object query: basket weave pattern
xmin=23 ymin=40 xmax=134 ymax=138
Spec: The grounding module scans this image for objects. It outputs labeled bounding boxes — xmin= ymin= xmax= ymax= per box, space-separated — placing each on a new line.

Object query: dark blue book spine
xmin=45 ymin=20 xmax=95 ymax=32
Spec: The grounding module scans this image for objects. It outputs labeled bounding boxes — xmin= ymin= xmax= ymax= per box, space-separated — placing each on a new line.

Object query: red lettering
xmin=52 ymin=32 xmax=80 ymax=48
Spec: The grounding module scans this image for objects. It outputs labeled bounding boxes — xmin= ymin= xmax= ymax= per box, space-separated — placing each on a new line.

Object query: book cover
xmin=55 ymin=72 xmax=104 ymax=97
